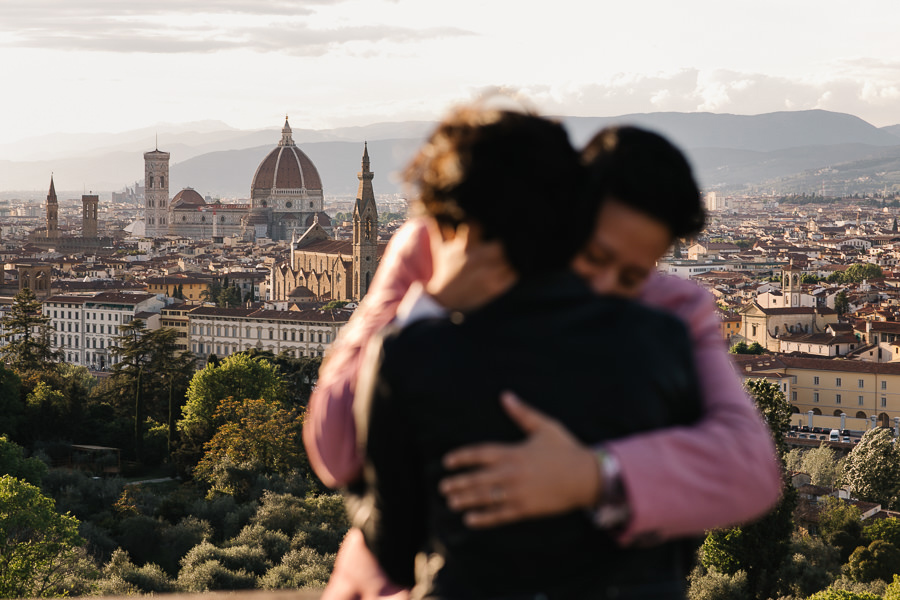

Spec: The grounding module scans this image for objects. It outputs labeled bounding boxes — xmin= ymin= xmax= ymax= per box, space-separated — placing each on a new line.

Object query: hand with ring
xmin=440 ymin=391 xmax=604 ymax=528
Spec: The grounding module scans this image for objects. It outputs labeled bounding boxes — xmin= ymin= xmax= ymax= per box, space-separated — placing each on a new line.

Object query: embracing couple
xmin=304 ymin=102 xmax=782 ymax=600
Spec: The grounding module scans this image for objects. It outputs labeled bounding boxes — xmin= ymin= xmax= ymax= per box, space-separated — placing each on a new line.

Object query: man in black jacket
xmin=347 ymin=106 xmax=702 ymax=599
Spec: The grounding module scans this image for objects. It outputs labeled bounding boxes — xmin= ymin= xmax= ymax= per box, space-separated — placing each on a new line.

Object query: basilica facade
xmin=142 ymin=117 xmax=382 ymax=301
xmin=142 ymin=117 xmax=331 ymax=242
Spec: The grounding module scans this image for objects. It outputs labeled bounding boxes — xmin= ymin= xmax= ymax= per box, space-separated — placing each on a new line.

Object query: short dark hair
xmin=405 ymin=106 xmax=592 ymax=277
xmin=582 ymin=126 xmax=705 ymax=238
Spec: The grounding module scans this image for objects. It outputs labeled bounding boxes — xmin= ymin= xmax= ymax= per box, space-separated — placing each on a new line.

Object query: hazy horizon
xmin=1 ymin=0 xmax=900 ymax=147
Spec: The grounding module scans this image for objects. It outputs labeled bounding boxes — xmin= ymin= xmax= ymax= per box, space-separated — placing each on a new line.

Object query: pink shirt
xmin=304 ymin=218 xmax=782 ymax=598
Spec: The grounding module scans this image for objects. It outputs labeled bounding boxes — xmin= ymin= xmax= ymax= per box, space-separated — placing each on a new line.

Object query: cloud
xmin=0 ymin=0 xmax=472 ymax=55
xmin=520 ymin=70 xmax=900 ymax=127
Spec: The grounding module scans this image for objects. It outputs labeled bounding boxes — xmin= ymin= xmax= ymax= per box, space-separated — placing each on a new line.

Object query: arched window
xmin=812 ymin=408 xmax=822 ymax=415
xmin=856 ymin=411 xmax=867 ymax=419
xmin=834 ymin=410 xmax=843 ymax=416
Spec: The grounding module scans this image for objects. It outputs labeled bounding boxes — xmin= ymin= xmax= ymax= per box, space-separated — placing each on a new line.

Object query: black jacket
xmin=348 ymin=270 xmax=703 ymax=599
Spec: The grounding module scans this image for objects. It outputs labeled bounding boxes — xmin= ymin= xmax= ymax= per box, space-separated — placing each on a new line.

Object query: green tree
xmin=217 ymin=285 xmax=241 ymax=308
xmin=835 ymin=291 xmax=850 ymax=317
xmin=176 ymin=353 xmax=286 ymax=473
xmin=180 ymin=353 xmax=286 ymax=438
xmin=700 ymin=379 xmax=795 ymax=600
xmin=200 ymin=280 xmax=223 ymax=305
xmin=865 ymin=518 xmax=900 ymax=549
xmin=802 ymin=443 xmax=846 ymax=488
xmin=0 ymin=364 xmax=23 ymax=438
xmin=885 ymin=574 xmax=900 ymax=600
xmin=846 ymin=540 xmax=900 ymax=583
xmin=0 ymin=435 xmax=47 ymax=485
xmin=808 ymin=589 xmax=882 ymax=600
xmin=730 ymin=342 xmax=749 ymax=354
xmin=0 ymin=288 xmax=61 ymax=374
xmin=844 ymin=263 xmax=884 ymax=283
xmin=845 ymin=427 xmax=900 ymax=507
xmin=194 ymin=397 xmax=305 ymax=498
xmin=818 ymin=496 xmax=864 ymax=562
xmin=242 ymin=348 xmax=322 ymax=408
xmin=730 ymin=342 xmax=765 ymax=355
xmin=0 ymin=475 xmax=84 ymax=598
xmin=108 ymin=322 xmax=194 ymax=463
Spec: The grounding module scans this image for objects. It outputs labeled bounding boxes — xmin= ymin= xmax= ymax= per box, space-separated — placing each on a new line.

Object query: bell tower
xmin=352 ymin=142 xmax=378 ymax=300
xmin=782 ymin=261 xmax=802 ymax=307
xmin=144 ymin=145 xmax=170 ymax=237
xmin=46 ymin=175 xmax=59 ymax=240
xmin=82 ymin=193 xmax=99 ymax=238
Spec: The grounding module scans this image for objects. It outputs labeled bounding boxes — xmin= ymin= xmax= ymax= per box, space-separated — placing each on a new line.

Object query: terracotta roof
xmin=171 ymin=188 xmax=206 ymax=208
xmin=870 ymin=321 xmax=900 ymax=335
xmin=252 ymin=146 xmax=322 ymax=192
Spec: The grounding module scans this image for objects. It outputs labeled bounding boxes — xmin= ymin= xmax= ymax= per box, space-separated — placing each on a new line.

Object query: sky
xmin=1 ymin=0 xmax=900 ymax=146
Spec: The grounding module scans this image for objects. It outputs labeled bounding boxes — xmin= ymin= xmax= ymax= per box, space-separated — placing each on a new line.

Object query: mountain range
xmin=2 ymin=110 xmax=900 ymax=199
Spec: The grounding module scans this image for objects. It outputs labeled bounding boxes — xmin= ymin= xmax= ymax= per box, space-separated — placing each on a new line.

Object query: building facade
xmin=269 ymin=145 xmax=383 ymax=302
xmin=141 ymin=117 xmax=330 ymax=243
xmin=187 ymin=305 xmax=351 ymax=361
xmin=43 ymin=292 xmax=166 ymax=368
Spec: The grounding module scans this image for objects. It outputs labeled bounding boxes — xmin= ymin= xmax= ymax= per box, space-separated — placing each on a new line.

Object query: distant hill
xmin=169 ymin=138 xmax=422 ymax=198
xmin=559 ymin=110 xmax=900 ymax=151
xmin=881 ymin=124 xmax=900 ymax=141
xmin=4 ymin=110 xmax=900 ymax=197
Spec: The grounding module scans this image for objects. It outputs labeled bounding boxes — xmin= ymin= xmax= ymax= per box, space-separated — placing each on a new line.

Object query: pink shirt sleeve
xmin=605 ymin=273 xmax=783 ymax=544
xmin=303 ymin=218 xmax=433 ymax=488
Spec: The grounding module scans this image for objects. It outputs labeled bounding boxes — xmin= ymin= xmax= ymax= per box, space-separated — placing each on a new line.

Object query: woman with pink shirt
xmin=303 ymin=123 xmax=782 ymax=599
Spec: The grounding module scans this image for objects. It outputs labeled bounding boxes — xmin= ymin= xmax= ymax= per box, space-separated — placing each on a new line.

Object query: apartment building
xmin=187 ymin=305 xmax=351 ymax=362
xmin=737 ymin=354 xmax=900 ymax=428
xmin=42 ymin=291 xmax=166 ymax=368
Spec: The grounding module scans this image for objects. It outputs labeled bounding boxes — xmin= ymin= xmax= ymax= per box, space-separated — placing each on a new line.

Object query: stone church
xmin=142 ymin=117 xmax=332 ymax=242
xmin=270 ymin=143 xmax=384 ymax=302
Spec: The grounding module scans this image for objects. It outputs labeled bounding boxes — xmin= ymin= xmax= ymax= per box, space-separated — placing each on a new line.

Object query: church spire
xmin=355 ymin=142 xmax=375 ymax=210
xmin=48 ymin=174 xmax=57 ymax=203
xmin=279 ymin=115 xmax=294 ymax=147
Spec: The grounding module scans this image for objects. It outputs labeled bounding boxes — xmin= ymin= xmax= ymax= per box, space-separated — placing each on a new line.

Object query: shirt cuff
xmin=394 ymin=281 xmax=448 ymax=328
xmin=590 ymin=449 xmax=631 ymax=529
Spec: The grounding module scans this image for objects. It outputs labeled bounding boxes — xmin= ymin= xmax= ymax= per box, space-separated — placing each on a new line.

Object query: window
xmin=882 ymin=397 xmax=888 ymax=408
xmin=859 ymin=379 xmax=865 ymax=388
xmin=814 ymin=392 xmax=820 ymax=403
xmin=859 ymin=396 xmax=865 ymax=406
xmin=836 ymin=378 xmax=842 ymax=387
xmin=836 ymin=394 xmax=842 ymax=405
xmin=883 ymin=381 xmax=888 ymax=391
xmin=814 ymin=376 xmax=820 ymax=385
xmin=792 ymin=391 xmax=797 ymax=402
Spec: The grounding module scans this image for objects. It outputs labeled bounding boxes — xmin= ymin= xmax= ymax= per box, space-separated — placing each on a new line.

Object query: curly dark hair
xmin=405 ymin=106 xmax=593 ymax=276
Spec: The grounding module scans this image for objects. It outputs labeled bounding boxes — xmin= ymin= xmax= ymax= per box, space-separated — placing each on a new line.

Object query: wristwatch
xmin=591 ymin=449 xmax=631 ymax=529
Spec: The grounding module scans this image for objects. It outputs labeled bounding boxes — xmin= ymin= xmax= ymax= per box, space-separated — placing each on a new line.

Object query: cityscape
xmin=5 ymin=1 xmax=900 ymax=599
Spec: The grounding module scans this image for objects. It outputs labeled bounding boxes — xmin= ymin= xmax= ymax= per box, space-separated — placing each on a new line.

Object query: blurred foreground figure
xmin=304 ymin=113 xmax=781 ymax=600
